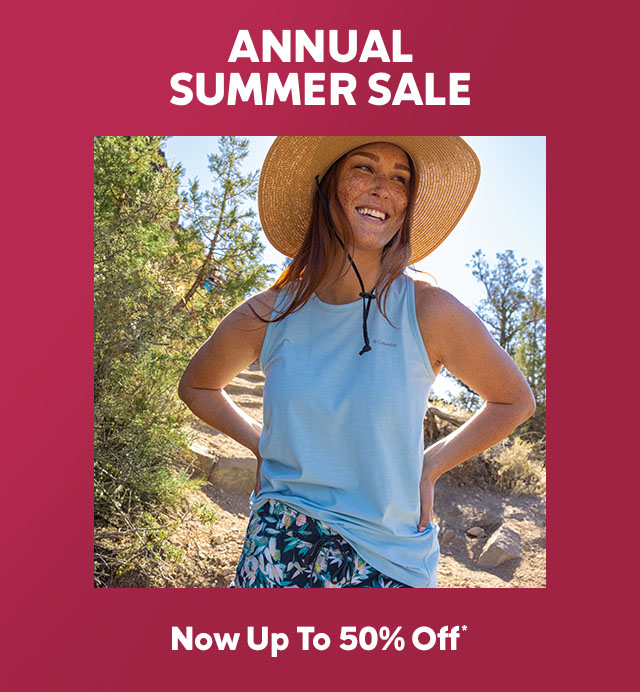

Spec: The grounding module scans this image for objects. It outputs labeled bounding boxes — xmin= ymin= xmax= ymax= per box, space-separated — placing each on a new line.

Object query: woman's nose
xmin=370 ymin=174 xmax=391 ymax=197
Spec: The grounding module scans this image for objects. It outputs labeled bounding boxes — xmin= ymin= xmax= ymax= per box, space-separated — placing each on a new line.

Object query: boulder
xmin=477 ymin=524 xmax=521 ymax=568
xmin=467 ymin=526 xmax=484 ymax=538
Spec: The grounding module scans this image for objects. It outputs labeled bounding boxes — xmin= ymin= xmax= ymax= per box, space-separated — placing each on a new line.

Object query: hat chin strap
xmin=315 ymin=176 xmax=374 ymax=356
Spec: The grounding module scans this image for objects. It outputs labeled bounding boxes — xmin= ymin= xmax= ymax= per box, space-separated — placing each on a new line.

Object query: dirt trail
xmin=170 ymin=364 xmax=546 ymax=589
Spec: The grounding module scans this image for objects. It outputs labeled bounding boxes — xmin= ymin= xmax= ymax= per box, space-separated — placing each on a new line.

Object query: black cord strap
xmin=315 ymin=176 xmax=375 ymax=356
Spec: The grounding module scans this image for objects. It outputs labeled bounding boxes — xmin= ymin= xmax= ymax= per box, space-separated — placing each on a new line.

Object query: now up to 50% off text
xmin=172 ymin=625 xmax=467 ymax=657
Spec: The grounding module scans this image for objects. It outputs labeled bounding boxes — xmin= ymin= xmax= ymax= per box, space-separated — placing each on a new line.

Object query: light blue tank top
xmin=251 ymin=273 xmax=439 ymax=587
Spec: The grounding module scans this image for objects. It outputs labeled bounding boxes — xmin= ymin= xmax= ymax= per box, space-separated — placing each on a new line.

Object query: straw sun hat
xmin=258 ymin=136 xmax=481 ymax=265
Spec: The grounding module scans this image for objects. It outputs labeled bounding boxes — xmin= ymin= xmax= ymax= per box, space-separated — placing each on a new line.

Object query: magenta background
xmin=3 ymin=0 xmax=630 ymax=688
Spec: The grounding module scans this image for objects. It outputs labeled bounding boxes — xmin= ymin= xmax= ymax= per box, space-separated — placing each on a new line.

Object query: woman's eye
xmin=353 ymin=165 xmax=408 ymax=185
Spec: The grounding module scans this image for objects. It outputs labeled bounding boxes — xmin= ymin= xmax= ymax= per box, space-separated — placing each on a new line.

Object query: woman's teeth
xmin=357 ymin=207 xmax=386 ymax=221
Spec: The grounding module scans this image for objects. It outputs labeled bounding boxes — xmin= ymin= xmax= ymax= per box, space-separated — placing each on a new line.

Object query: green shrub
xmin=94 ymin=136 xmax=271 ymax=587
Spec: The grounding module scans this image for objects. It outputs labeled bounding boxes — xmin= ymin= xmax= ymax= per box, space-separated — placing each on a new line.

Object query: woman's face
xmin=335 ymin=142 xmax=411 ymax=253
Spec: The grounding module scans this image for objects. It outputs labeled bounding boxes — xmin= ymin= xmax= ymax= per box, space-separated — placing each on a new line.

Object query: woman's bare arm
xmin=415 ymin=281 xmax=536 ymax=529
xmin=178 ymin=289 xmax=278 ymax=461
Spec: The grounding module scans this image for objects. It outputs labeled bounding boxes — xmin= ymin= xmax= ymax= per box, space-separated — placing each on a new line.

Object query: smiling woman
xmin=178 ymin=136 xmax=536 ymax=588
xmin=336 ymin=144 xmax=411 ymax=254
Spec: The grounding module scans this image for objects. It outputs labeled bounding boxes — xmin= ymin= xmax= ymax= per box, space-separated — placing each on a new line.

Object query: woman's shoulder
xmin=240 ymin=286 xmax=281 ymax=322
xmin=410 ymin=275 xmax=477 ymax=365
xmin=213 ymin=287 xmax=281 ymax=358
xmin=411 ymin=275 xmax=464 ymax=318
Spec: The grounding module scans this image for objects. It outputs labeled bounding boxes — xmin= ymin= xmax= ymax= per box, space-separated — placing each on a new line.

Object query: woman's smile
xmin=355 ymin=206 xmax=389 ymax=222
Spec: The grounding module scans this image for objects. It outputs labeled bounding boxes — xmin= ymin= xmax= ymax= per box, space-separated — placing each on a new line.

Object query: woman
xmin=179 ymin=136 xmax=535 ymax=588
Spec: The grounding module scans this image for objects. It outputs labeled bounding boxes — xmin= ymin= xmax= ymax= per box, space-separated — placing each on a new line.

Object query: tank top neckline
xmin=311 ymin=293 xmax=362 ymax=312
xmin=311 ymin=275 xmax=409 ymax=313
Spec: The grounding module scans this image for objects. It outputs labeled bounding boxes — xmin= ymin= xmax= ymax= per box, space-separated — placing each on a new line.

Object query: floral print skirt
xmin=230 ymin=499 xmax=411 ymax=588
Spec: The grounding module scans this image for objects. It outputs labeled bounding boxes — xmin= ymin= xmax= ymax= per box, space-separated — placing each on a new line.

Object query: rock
xmin=477 ymin=524 xmax=522 ymax=568
xmin=187 ymin=442 xmax=217 ymax=478
xmin=440 ymin=529 xmax=456 ymax=542
xmin=467 ymin=526 xmax=484 ymax=538
xmin=209 ymin=467 xmax=256 ymax=494
xmin=479 ymin=512 xmax=502 ymax=528
xmin=450 ymin=504 xmax=463 ymax=515
xmin=211 ymin=534 xmax=224 ymax=545
xmin=222 ymin=567 xmax=236 ymax=578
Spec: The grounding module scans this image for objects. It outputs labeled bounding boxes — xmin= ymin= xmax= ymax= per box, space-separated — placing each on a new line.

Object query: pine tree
xmin=468 ymin=249 xmax=529 ymax=356
xmin=174 ymin=136 xmax=273 ymax=341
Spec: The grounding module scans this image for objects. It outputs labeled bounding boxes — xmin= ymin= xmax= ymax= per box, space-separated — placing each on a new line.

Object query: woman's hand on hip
xmin=418 ymin=471 xmax=436 ymax=532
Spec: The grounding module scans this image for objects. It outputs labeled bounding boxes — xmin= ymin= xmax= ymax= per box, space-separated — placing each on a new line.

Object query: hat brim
xmin=258 ymin=136 xmax=481 ymax=265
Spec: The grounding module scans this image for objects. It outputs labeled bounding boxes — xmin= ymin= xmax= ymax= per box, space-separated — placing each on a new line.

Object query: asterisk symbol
xmin=462 ymin=625 xmax=467 ymax=631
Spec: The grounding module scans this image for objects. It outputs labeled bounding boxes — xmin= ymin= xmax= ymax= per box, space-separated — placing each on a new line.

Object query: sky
xmin=162 ymin=136 xmax=546 ymax=397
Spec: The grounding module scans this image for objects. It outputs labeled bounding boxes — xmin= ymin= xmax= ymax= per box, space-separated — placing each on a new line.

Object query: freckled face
xmin=335 ymin=143 xmax=411 ymax=253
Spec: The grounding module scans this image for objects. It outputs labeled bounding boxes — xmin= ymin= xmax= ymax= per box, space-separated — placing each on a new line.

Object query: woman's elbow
xmin=517 ymin=387 xmax=537 ymax=423
xmin=177 ymin=372 xmax=194 ymax=405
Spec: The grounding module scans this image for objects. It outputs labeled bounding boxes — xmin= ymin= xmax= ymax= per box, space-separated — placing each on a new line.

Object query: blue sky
xmin=162 ymin=136 xmax=545 ymax=397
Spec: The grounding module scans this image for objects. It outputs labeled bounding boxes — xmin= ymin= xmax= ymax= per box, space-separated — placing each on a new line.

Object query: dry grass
xmin=494 ymin=438 xmax=546 ymax=496
xmin=425 ymin=398 xmax=546 ymax=497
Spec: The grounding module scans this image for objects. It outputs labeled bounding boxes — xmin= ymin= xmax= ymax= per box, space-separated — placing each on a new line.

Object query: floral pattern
xmin=230 ymin=499 xmax=410 ymax=588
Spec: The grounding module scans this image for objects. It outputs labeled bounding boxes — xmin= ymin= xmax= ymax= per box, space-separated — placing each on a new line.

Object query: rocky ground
xmin=147 ymin=364 xmax=546 ymax=589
